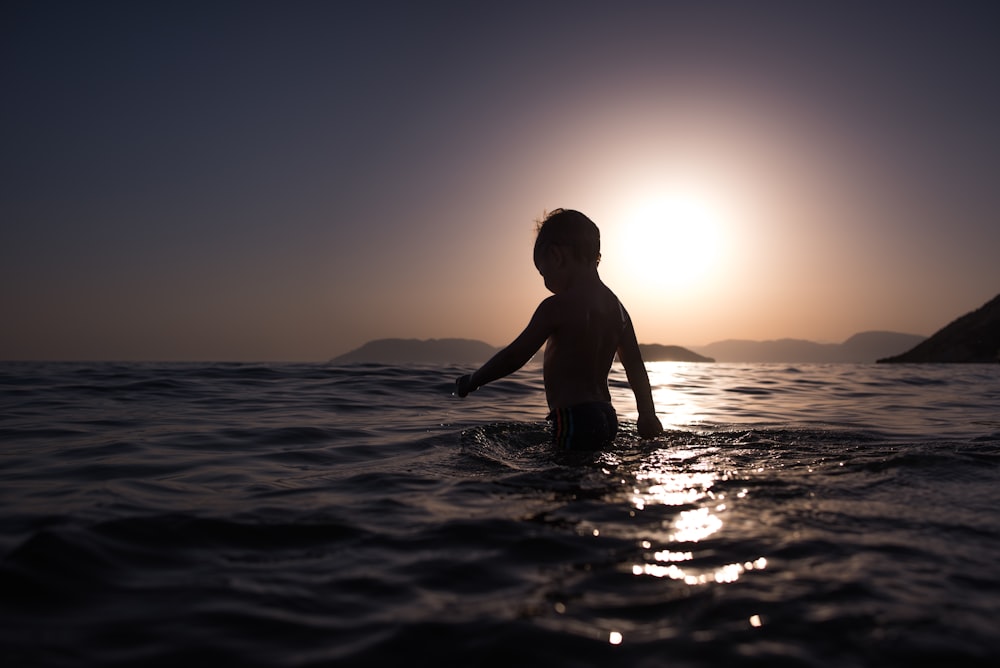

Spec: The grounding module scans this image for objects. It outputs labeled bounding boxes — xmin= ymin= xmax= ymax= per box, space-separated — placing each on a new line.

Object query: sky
xmin=3 ymin=1 xmax=999 ymax=361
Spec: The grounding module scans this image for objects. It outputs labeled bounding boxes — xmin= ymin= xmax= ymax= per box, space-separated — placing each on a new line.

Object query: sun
xmin=618 ymin=188 xmax=726 ymax=291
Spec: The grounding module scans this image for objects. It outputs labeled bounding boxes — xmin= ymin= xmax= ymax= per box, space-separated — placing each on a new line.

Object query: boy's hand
xmin=637 ymin=412 xmax=663 ymax=438
xmin=454 ymin=374 xmax=475 ymax=398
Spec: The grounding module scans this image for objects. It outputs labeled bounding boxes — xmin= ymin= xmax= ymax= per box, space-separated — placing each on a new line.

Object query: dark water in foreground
xmin=1 ymin=361 xmax=999 ymax=667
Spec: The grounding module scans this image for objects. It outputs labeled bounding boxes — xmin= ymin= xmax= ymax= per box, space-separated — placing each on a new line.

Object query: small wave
xmin=217 ymin=425 xmax=344 ymax=448
xmin=724 ymin=386 xmax=773 ymax=396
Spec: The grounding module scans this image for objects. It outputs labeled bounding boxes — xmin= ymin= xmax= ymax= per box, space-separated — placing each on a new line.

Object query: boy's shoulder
xmin=544 ymin=283 xmax=622 ymax=320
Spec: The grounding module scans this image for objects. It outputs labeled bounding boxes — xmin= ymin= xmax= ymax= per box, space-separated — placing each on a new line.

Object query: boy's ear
xmin=549 ymin=245 xmax=567 ymax=267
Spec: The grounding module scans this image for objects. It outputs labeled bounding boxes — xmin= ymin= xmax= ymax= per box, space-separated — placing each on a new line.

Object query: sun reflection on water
xmin=632 ymin=557 xmax=768 ymax=585
xmin=623 ymin=446 xmax=767 ymax=587
xmin=671 ymin=506 xmax=723 ymax=542
xmin=645 ymin=362 xmax=715 ymax=430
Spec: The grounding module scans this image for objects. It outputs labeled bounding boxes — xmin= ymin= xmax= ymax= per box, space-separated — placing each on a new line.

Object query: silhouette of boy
xmin=456 ymin=209 xmax=663 ymax=449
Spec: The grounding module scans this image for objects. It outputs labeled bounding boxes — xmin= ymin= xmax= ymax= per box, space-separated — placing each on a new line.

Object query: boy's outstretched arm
xmin=617 ymin=311 xmax=664 ymax=438
xmin=455 ymin=299 xmax=556 ymax=397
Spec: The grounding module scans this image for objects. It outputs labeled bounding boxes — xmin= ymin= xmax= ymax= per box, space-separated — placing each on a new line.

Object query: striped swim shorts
xmin=549 ymin=402 xmax=618 ymax=450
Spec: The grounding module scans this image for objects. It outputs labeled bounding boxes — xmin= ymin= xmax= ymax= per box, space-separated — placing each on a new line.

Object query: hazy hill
xmin=693 ymin=331 xmax=926 ymax=363
xmin=638 ymin=344 xmax=714 ymax=363
xmin=331 ymin=338 xmax=499 ymax=364
xmin=878 ymin=293 xmax=1000 ymax=363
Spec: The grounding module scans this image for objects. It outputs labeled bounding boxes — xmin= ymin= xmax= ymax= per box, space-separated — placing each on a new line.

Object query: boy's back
xmin=540 ymin=276 xmax=625 ymax=410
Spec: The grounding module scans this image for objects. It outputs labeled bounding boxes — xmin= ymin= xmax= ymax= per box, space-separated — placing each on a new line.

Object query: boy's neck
xmin=563 ymin=264 xmax=601 ymax=288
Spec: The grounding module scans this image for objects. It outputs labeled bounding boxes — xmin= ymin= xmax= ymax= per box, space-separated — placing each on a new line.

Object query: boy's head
xmin=533 ymin=209 xmax=601 ymax=268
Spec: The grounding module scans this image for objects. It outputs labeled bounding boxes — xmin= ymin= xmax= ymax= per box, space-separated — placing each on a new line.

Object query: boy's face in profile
xmin=534 ymin=243 xmax=571 ymax=294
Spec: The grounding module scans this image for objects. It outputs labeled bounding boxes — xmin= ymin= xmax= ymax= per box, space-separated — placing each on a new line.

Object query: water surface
xmin=2 ymin=362 xmax=998 ymax=666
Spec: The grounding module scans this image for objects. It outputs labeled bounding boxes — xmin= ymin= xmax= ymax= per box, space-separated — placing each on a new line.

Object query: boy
xmin=455 ymin=209 xmax=663 ymax=449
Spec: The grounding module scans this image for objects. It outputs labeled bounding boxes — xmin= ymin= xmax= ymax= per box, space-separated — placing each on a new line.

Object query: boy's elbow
xmin=620 ymin=351 xmax=647 ymax=375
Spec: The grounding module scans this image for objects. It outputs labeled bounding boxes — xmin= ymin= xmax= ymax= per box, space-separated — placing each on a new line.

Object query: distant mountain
xmin=638 ymin=344 xmax=714 ymax=363
xmin=878 ymin=294 xmax=1000 ymax=363
xmin=333 ymin=329 xmax=933 ymax=365
xmin=332 ymin=338 xmax=498 ymax=364
xmin=692 ymin=331 xmax=926 ymax=363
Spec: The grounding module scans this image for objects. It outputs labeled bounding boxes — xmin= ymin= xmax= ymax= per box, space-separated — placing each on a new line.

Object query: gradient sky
xmin=3 ymin=1 xmax=999 ymax=361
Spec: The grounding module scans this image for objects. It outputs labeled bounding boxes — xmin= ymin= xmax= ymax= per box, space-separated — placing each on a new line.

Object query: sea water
xmin=1 ymin=361 xmax=998 ymax=667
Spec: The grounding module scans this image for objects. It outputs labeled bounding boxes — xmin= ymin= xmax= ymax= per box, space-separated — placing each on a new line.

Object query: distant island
xmin=637 ymin=344 xmax=714 ymax=363
xmin=878 ymin=293 xmax=1000 ymax=363
xmin=331 ymin=338 xmax=498 ymax=364
xmin=331 ymin=338 xmax=710 ymax=364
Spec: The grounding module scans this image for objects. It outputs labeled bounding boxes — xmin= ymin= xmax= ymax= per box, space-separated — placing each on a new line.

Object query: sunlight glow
xmin=620 ymin=187 xmax=727 ymax=291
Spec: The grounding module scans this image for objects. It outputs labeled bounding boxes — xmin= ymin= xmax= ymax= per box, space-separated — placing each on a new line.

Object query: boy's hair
xmin=534 ymin=209 xmax=601 ymax=266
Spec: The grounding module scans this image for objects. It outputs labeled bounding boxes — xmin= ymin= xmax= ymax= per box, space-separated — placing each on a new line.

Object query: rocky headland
xmin=878 ymin=293 xmax=1000 ymax=363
